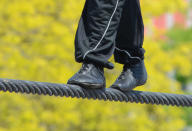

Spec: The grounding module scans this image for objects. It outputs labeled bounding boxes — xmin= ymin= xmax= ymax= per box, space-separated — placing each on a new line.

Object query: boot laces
xmin=79 ymin=64 xmax=90 ymax=74
xmin=118 ymin=66 xmax=128 ymax=80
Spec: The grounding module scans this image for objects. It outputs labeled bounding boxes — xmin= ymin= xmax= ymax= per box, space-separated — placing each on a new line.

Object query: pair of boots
xmin=67 ymin=60 xmax=147 ymax=91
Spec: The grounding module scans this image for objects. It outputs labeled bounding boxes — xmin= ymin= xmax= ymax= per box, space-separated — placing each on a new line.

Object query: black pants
xmin=75 ymin=0 xmax=145 ymax=69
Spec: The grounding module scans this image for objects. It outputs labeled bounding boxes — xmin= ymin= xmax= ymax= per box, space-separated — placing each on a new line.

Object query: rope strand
xmin=0 ymin=79 xmax=192 ymax=107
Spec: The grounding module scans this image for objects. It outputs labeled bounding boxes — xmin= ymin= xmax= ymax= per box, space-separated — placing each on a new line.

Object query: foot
xmin=110 ymin=60 xmax=147 ymax=91
xmin=67 ymin=63 xmax=105 ymax=89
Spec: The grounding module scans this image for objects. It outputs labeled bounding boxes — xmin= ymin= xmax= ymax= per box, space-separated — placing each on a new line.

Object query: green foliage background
xmin=0 ymin=0 xmax=191 ymax=131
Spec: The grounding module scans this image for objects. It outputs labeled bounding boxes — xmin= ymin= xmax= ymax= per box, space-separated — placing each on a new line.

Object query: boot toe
xmin=67 ymin=73 xmax=105 ymax=88
xmin=111 ymin=80 xmax=137 ymax=92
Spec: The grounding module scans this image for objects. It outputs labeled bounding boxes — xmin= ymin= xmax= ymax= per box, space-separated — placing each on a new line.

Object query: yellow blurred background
xmin=0 ymin=0 xmax=192 ymax=131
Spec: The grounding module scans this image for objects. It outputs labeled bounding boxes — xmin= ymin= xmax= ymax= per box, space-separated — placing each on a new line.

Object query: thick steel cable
xmin=0 ymin=78 xmax=192 ymax=107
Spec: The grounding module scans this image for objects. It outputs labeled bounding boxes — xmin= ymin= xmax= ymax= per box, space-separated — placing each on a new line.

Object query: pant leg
xmin=75 ymin=0 xmax=126 ymax=69
xmin=114 ymin=0 xmax=145 ymax=65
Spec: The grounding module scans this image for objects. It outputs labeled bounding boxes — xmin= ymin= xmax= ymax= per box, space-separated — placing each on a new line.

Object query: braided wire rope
xmin=0 ymin=79 xmax=192 ymax=107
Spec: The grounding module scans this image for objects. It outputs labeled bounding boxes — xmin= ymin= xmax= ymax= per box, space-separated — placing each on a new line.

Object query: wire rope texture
xmin=0 ymin=79 xmax=192 ymax=107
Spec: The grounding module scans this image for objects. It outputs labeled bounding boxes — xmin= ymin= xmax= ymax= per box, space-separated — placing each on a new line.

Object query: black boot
xmin=110 ymin=60 xmax=147 ymax=91
xmin=67 ymin=63 xmax=105 ymax=89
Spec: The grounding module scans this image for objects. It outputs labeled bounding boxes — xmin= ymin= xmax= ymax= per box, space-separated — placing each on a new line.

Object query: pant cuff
xmin=75 ymin=54 xmax=114 ymax=69
xmin=114 ymin=47 xmax=145 ymax=65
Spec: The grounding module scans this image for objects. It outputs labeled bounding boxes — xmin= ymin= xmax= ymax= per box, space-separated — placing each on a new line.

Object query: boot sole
xmin=67 ymin=81 xmax=105 ymax=89
xmin=110 ymin=80 xmax=147 ymax=92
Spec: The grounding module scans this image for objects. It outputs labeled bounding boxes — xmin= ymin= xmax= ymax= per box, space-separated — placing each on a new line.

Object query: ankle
xmin=83 ymin=62 xmax=104 ymax=71
xmin=124 ymin=60 xmax=144 ymax=68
